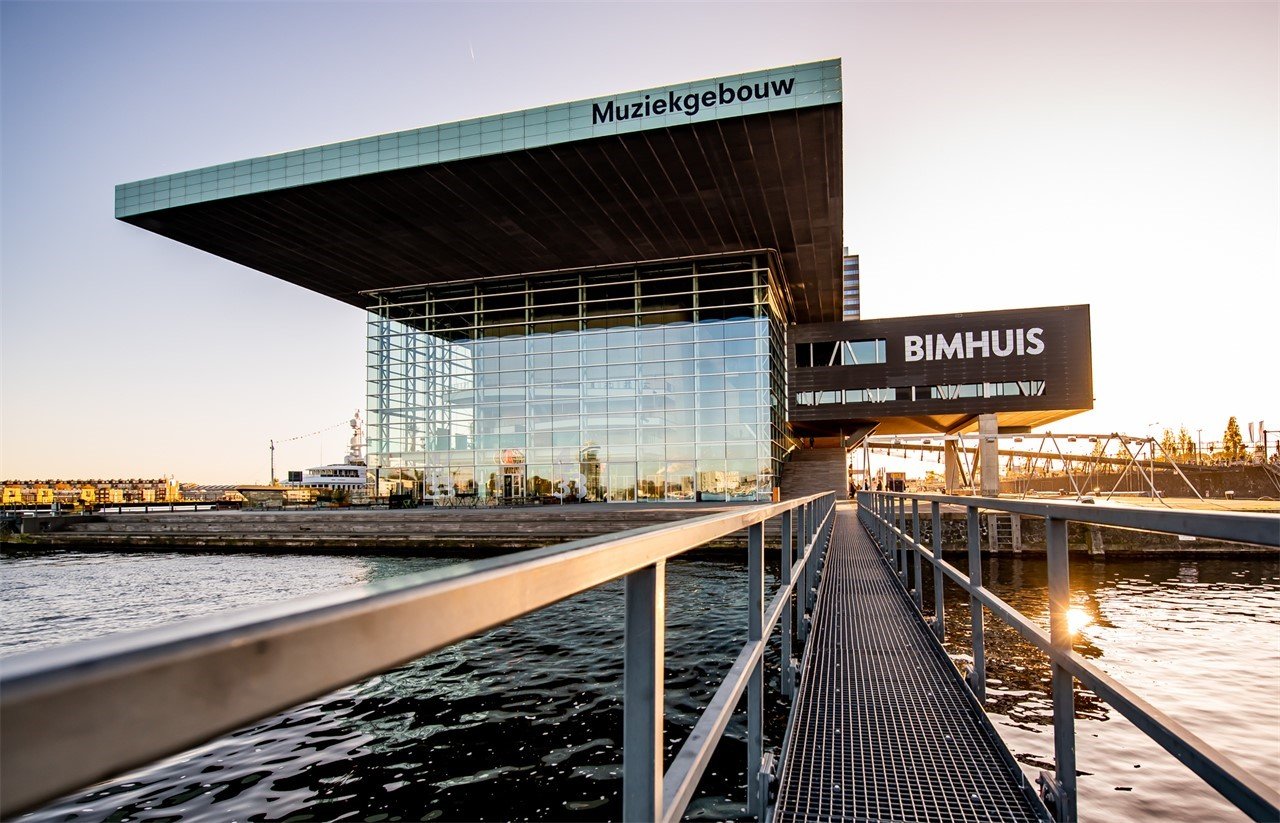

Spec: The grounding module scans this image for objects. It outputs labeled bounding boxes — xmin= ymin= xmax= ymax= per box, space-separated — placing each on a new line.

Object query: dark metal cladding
xmin=788 ymin=304 xmax=1092 ymax=435
xmin=118 ymin=107 xmax=844 ymax=325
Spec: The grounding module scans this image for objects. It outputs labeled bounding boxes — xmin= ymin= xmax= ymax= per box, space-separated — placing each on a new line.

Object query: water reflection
xmin=929 ymin=553 xmax=1279 ymax=822
xmin=1065 ymin=606 xmax=1092 ymax=635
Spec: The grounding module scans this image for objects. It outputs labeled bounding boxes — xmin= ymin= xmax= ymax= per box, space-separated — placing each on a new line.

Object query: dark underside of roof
xmin=122 ymin=105 xmax=843 ymax=323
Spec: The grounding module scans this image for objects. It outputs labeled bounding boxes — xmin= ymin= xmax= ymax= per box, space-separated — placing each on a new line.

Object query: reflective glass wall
xmin=367 ymin=255 xmax=789 ymax=502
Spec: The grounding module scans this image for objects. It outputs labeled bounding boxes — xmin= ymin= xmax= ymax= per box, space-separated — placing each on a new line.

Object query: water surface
xmin=2 ymin=548 xmax=1276 ymax=822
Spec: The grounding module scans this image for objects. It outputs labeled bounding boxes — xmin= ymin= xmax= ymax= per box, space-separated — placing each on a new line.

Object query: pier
xmin=774 ymin=506 xmax=1041 ymax=821
xmin=2 ymin=493 xmax=1277 ymax=822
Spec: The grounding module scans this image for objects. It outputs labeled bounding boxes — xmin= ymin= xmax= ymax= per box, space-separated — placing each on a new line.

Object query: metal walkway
xmin=774 ymin=504 xmax=1045 ymax=822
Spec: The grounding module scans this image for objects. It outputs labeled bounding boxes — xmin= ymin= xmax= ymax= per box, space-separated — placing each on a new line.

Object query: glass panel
xmin=368 ymin=257 xmax=783 ymax=504
xmin=607 ymin=462 xmax=636 ymax=502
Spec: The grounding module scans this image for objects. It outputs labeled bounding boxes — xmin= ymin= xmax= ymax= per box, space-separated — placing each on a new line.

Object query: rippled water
xmin=933 ymin=554 xmax=1280 ymax=822
xmin=2 ymin=548 xmax=1277 ymax=822
xmin=1 ymin=550 xmax=787 ymax=822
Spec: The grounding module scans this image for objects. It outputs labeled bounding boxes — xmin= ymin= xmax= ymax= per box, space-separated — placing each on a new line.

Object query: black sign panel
xmin=788 ymin=304 xmax=1092 ymax=433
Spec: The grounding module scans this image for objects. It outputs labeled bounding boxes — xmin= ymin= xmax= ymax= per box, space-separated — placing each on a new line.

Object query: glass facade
xmin=367 ymin=255 xmax=790 ymax=503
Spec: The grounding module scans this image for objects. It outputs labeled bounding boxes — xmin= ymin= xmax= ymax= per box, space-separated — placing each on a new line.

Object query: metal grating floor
xmin=773 ymin=505 xmax=1045 ymax=823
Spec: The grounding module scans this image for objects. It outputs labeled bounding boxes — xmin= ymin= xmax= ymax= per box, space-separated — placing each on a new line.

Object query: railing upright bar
xmin=891 ymin=496 xmax=899 ymax=576
xmin=796 ymin=503 xmax=808 ymax=642
xmin=746 ymin=520 xmax=764 ymax=817
xmin=931 ymin=500 xmax=945 ymax=640
xmin=1045 ymin=516 xmax=1077 ymax=821
xmin=781 ymin=509 xmax=794 ymax=697
xmin=966 ymin=504 xmax=986 ymax=701
xmin=884 ymin=494 xmax=890 ymax=556
xmin=623 ymin=561 xmax=665 ymax=823
xmin=807 ymin=502 xmax=816 ymax=611
xmin=883 ymin=494 xmax=890 ymax=555
xmin=899 ymin=496 xmax=909 ymax=584
xmin=878 ymin=493 xmax=886 ymax=553
xmin=808 ymin=503 xmax=818 ymax=609
xmin=911 ymin=498 xmax=923 ymax=610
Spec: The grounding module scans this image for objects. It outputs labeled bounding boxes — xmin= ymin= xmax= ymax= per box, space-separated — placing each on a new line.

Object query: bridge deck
xmin=774 ymin=505 xmax=1045 ymax=822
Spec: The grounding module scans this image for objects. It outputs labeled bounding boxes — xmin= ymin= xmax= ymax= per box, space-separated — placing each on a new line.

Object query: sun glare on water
xmin=1066 ymin=606 xmax=1093 ymax=635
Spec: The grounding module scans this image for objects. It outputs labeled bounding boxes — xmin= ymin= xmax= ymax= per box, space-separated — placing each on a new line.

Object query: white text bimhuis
xmin=905 ymin=328 xmax=1045 ymax=362
xmin=592 ymin=78 xmax=796 ymax=125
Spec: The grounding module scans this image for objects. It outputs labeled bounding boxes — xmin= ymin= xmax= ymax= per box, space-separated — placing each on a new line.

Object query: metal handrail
xmin=0 ymin=492 xmax=837 ymax=821
xmin=857 ymin=490 xmax=1280 ymax=823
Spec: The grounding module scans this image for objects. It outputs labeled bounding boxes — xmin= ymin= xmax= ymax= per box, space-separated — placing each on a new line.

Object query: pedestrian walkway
xmin=773 ymin=505 xmax=1046 ymax=822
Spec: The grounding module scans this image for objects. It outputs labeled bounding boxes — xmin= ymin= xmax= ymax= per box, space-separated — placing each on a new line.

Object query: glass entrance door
xmin=501 ymin=466 xmax=525 ymax=500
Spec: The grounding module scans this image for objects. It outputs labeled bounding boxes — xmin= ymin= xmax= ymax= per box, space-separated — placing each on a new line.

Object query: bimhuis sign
xmin=591 ymin=76 xmax=797 ymax=125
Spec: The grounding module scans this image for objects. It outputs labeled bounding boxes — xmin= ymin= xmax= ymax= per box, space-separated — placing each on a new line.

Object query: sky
xmin=1 ymin=1 xmax=1275 ymax=484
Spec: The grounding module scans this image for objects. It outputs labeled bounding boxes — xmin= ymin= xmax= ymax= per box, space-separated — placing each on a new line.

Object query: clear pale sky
xmin=2 ymin=1 xmax=1275 ymax=484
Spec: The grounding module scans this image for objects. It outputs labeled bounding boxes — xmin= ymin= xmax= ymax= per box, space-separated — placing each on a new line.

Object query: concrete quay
xmin=2 ymin=503 xmax=776 ymax=553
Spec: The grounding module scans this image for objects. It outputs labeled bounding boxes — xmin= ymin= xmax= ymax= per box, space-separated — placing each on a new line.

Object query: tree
xmin=1177 ymin=427 xmax=1196 ymax=460
xmin=1223 ymin=417 xmax=1246 ymax=462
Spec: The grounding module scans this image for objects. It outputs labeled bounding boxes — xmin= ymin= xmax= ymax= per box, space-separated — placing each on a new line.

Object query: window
xmin=931 ymin=384 xmax=984 ymax=400
xmin=795 ymin=387 xmax=896 ymax=407
xmin=794 ymin=339 xmax=886 ymax=367
xmin=988 ymin=381 xmax=1046 ymax=397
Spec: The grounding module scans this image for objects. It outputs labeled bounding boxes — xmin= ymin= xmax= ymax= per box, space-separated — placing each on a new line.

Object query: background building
xmin=2 ymin=478 xmax=180 ymax=507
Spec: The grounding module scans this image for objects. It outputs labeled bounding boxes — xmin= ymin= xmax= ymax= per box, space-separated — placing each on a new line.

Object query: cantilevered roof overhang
xmin=116 ymin=60 xmax=843 ymax=323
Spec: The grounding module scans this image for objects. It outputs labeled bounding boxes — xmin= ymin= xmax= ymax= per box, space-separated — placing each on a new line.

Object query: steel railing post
xmin=875 ymin=493 xmax=884 ymax=550
xmin=882 ymin=494 xmax=889 ymax=555
xmin=807 ymin=502 xmax=817 ymax=611
xmin=966 ymin=505 xmax=986 ymax=700
xmin=797 ymin=502 xmax=808 ymax=643
xmin=781 ymin=509 xmax=794 ymax=697
xmin=800 ymin=502 xmax=810 ymax=633
xmin=898 ymin=496 xmax=907 ymax=584
xmin=807 ymin=501 xmax=817 ymax=611
xmin=881 ymin=493 xmax=888 ymax=555
xmin=931 ymin=501 xmax=945 ymax=640
xmin=890 ymin=495 xmax=899 ymax=565
xmin=889 ymin=495 xmax=895 ymax=567
xmin=747 ymin=521 xmax=764 ymax=817
xmin=623 ymin=561 xmax=665 ymax=823
xmin=887 ymin=495 xmax=895 ymax=562
xmin=1046 ymin=516 xmax=1077 ymax=821
xmin=911 ymin=498 xmax=923 ymax=609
